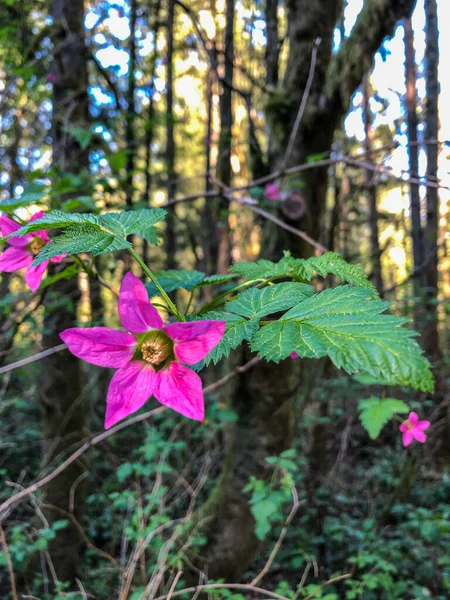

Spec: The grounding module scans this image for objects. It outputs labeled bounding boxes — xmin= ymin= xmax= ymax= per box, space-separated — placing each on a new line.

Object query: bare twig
xmin=0 ymin=344 xmax=68 ymax=375
xmin=252 ymin=486 xmax=301 ymax=586
xmin=0 ymin=522 xmax=18 ymax=600
xmin=280 ymin=38 xmax=321 ymax=173
xmin=302 ymin=573 xmax=352 ymax=600
xmin=151 ymin=583 xmax=291 ymax=600
xmin=0 ymin=357 xmax=261 ymax=518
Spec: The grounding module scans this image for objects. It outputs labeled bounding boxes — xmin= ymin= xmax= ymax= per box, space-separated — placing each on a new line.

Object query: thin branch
xmin=0 ymin=343 xmax=68 ymax=376
xmin=151 ymin=583 xmax=291 ymax=600
xmin=0 ymin=522 xmax=18 ymax=600
xmin=280 ymin=38 xmax=321 ymax=173
xmin=251 ymin=486 xmax=301 ymax=586
xmin=0 ymin=357 xmax=261 ymax=518
xmin=302 ymin=573 xmax=352 ymax=600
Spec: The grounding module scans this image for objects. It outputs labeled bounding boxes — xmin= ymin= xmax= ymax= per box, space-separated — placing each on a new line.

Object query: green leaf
xmin=197 ymin=273 xmax=237 ymax=286
xmin=201 ymin=311 xmax=260 ymax=365
xmin=232 ymin=252 xmax=375 ymax=290
xmin=358 ymin=397 xmax=409 ymax=439
xmin=250 ymin=498 xmax=278 ymax=540
xmin=146 ymin=269 xmax=205 ymax=296
xmin=225 ymin=282 xmax=314 ymax=319
xmin=6 ymin=209 xmax=166 ymax=264
xmin=251 ymin=285 xmax=433 ymax=392
xmin=0 ymin=183 xmax=47 ymax=212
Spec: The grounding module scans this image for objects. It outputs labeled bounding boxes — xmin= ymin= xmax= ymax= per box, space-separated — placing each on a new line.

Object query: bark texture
xmin=38 ymin=0 xmax=90 ymax=584
xmin=165 ymin=0 xmax=177 ymax=270
xmin=195 ymin=0 xmax=417 ymax=580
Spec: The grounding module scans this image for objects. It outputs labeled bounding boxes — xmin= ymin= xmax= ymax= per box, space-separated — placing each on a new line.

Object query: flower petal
xmin=29 ymin=211 xmax=50 ymax=243
xmin=60 ymin=327 xmax=136 ymax=368
xmin=412 ymin=429 xmax=427 ymax=443
xmin=154 ymin=362 xmax=204 ymax=420
xmin=25 ymin=261 xmax=48 ymax=291
xmin=105 ymin=361 xmax=156 ymax=429
xmin=402 ymin=429 xmax=414 ymax=447
xmin=164 ymin=320 xmax=226 ymax=365
xmin=0 ymin=215 xmax=21 ymax=236
xmin=408 ymin=412 xmax=419 ymax=424
xmin=50 ymin=253 xmax=67 ymax=264
xmin=0 ymin=246 xmax=33 ymax=272
xmin=416 ymin=420 xmax=430 ymax=431
xmin=118 ymin=272 xmax=163 ymax=334
xmin=290 ymin=352 xmax=299 ymax=359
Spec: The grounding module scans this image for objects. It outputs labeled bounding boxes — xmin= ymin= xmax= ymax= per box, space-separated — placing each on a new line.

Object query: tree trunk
xmin=165 ymin=0 xmax=176 ymax=270
xmin=363 ymin=76 xmax=383 ymax=295
xmin=423 ymin=0 xmax=440 ymax=360
xmin=194 ymin=0 xmax=417 ymax=581
xmin=38 ymin=0 xmax=90 ymax=584
xmin=125 ymin=0 xmax=138 ymax=208
xmin=216 ymin=0 xmax=234 ymax=274
xmin=404 ymin=17 xmax=425 ymax=300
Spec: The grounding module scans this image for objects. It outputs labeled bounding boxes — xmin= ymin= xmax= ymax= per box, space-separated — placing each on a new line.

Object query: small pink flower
xmin=290 ymin=352 xmax=299 ymax=359
xmin=265 ymin=182 xmax=281 ymax=202
xmin=61 ymin=272 xmax=226 ymax=429
xmin=0 ymin=212 xmax=66 ymax=291
xmin=47 ymin=72 xmax=56 ymax=84
xmin=399 ymin=412 xmax=430 ymax=447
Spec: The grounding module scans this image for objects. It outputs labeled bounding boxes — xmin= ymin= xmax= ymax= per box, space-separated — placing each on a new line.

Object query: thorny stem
xmin=128 ymin=247 xmax=185 ymax=321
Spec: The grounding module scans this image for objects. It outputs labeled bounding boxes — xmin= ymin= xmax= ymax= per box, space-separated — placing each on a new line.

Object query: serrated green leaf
xmin=358 ymin=397 xmax=409 ymax=439
xmin=251 ymin=285 xmax=433 ymax=392
xmin=225 ymin=282 xmax=314 ymax=319
xmin=197 ymin=273 xmax=237 ymax=286
xmin=232 ymin=252 xmax=375 ymax=290
xmin=33 ymin=227 xmax=132 ymax=265
xmin=6 ymin=209 xmax=166 ymax=264
xmin=200 ymin=311 xmax=260 ymax=365
xmin=146 ymin=269 xmax=205 ymax=296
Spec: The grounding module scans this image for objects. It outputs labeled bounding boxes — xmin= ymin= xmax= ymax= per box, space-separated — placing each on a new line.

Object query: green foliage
xmin=146 ymin=270 xmax=237 ymax=296
xmin=0 ymin=182 xmax=47 ymax=212
xmin=201 ymin=310 xmax=261 ymax=365
xmin=225 ymin=282 xmax=314 ymax=319
xmin=358 ymin=397 xmax=409 ymax=439
xmin=232 ymin=252 xmax=375 ymax=290
xmin=251 ymin=285 xmax=433 ymax=391
xmin=3 ymin=209 xmax=166 ymax=264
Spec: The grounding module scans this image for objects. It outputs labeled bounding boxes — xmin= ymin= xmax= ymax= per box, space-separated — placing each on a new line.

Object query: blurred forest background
xmin=0 ymin=0 xmax=449 ymax=598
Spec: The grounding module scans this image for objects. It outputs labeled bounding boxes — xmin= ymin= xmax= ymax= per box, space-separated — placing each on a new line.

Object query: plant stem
xmin=128 ymin=247 xmax=185 ymax=321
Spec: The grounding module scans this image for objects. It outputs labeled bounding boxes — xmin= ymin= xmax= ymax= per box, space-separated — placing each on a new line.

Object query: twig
xmin=302 ymin=573 xmax=352 ymax=600
xmin=0 ymin=522 xmax=18 ymax=600
xmin=167 ymin=570 xmax=183 ymax=600
xmin=151 ymin=583 xmax=291 ymax=600
xmin=0 ymin=343 xmax=68 ymax=375
xmin=0 ymin=357 xmax=261 ymax=517
xmin=251 ymin=486 xmax=301 ymax=586
xmin=280 ymin=38 xmax=321 ymax=173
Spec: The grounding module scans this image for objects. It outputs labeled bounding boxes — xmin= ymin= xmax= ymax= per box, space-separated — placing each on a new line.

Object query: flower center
xmin=140 ymin=331 xmax=173 ymax=366
xmin=28 ymin=237 xmax=46 ymax=256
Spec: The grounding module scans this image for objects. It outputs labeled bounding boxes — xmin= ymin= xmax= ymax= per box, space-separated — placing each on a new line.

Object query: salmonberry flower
xmin=265 ymin=182 xmax=281 ymax=202
xmin=0 ymin=212 xmax=66 ymax=291
xmin=291 ymin=352 xmax=299 ymax=359
xmin=399 ymin=411 xmax=430 ymax=447
xmin=61 ymin=272 xmax=226 ymax=429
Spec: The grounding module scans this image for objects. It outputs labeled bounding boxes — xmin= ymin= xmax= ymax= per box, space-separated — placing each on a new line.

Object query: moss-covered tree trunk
xmin=38 ymin=0 xmax=90 ymax=584
xmin=196 ymin=0 xmax=417 ymax=580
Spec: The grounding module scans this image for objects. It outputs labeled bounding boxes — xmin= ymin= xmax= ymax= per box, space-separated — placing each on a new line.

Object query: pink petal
xmin=399 ymin=423 xmax=408 ymax=433
xmin=291 ymin=352 xmax=299 ymax=359
xmin=119 ymin=272 xmax=163 ymax=334
xmin=416 ymin=420 xmax=430 ymax=431
xmin=50 ymin=253 xmax=67 ymax=264
xmin=154 ymin=362 xmax=204 ymax=420
xmin=60 ymin=327 xmax=136 ymax=368
xmin=0 ymin=246 xmax=33 ymax=272
xmin=105 ymin=361 xmax=156 ymax=429
xmin=412 ymin=429 xmax=427 ymax=443
xmin=408 ymin=412 xmax=419 ymax=425
xmin=164 ymin=320 xmax=226 ymax=365
xmin=402 ymin=430 xmax=414 ymax=447
xmin=29 ymin=211 xmax=50 ymax=243
xmin=25 ymin=261 xmax=48 ymax=291
xmin=0 ymin=215 xmax=21 ymax=235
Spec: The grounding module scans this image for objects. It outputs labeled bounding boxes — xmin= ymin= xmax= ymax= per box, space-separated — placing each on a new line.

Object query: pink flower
xmin=47 ymin=72 xmax=56 ymax=84
xmin=290 ymin=352 xmax=299 ymax=359
xmin=60 ymin=272 xmax=226 ymax=429
xmin=399 ymin=412 xmax=430 ymax=447
xmin=0 ymin=212 xmax=66 ymax=291
xmin=265 ymin=182 xmax=281 ymax=201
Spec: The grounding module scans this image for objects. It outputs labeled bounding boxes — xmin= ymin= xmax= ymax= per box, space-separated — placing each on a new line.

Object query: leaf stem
xmin=128 ymin=247 xmax=185 ymax=321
